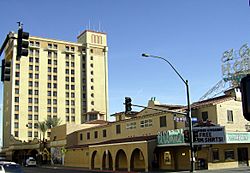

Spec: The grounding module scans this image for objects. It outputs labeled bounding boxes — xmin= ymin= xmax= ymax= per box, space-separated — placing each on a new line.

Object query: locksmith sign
xmin=193 ymin=126 xmax=225 ymax=145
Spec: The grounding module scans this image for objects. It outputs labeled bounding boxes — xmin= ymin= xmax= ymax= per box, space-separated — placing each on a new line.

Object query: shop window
xmin=212 ymin=149 xmax=219 ymax=161
xmin=164 ymin=151 xmax=171 ymax=165
xmin=224 ymin=150 xmax=234 ymax=160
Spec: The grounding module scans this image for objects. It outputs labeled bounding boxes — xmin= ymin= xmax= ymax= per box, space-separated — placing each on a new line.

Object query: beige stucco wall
xmin=216 ymin=100 xmax=248 ymax=131
xmin=64 ymin=148 xmax=89 ymax=168
xmin=191 ymin=98 xmax=248 ymax=132
xmin=192 ymin=105 xmax=217 ymax=124
xmin=196 ymin=143 xmax=250 ymax=170
xmin=75 ymin=112 xmax=185 ymax=147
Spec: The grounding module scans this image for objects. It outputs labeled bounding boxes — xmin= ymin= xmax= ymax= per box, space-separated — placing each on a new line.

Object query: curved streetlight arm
xmin=142 ymin=53 xmax=187 ymax=85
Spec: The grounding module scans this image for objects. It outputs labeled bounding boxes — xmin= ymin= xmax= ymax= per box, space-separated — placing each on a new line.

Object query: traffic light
xmin=240 ymin=75 xmax=250 ymax=121
xmin=125 ymin=97 xmax=132 ymax=114
xmin=183 ymin=129 xmax=190 ymax=143
xmin=1 ymin=59 xmax=11 ymax=82
xmin=17 ymin=28 xmax=29 ymax=58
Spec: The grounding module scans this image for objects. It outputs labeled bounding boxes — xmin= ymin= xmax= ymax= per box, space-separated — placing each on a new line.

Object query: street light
xmin=142 ymin=53 xmax=195 ymax=172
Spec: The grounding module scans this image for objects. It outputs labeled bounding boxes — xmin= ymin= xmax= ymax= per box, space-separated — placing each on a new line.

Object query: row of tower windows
xmin=14 ymin=122 xmax=39 ymax=129
xmin=14 ymin=131 xmax=39 ymax=138
xmin=14 ymin=114 xmax=39 ymax=121
xmin=30 ymin=41 xmax=76 ymax=52
xmin=66 ymin=116 xmax=75 ymax=122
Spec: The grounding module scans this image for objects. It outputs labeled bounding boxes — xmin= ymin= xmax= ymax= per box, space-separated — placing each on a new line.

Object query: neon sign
xmin=221 ymin=44 xmax=250 ymax=85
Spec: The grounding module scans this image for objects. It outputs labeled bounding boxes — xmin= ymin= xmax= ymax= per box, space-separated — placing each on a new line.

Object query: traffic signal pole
xmin=0 ymin=23 xmax=29 ymax=82
xmin=17 ymin=23 xmax=29 ymax=58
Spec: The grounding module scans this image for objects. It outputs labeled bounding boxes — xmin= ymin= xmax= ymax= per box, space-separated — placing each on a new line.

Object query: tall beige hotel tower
xmin=2 ymin=30 xmax=109 ymax=148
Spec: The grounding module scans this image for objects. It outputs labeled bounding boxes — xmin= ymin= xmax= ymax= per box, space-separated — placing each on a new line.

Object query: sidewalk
xmin=39 ymin=164 xmax=138 ymax=173
xmin=37 ymin=165 xmax=250 ymax=173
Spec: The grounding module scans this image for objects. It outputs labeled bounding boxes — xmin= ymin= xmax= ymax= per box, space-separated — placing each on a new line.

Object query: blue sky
xmin=0 ymin=0 xmax=250 ymax=128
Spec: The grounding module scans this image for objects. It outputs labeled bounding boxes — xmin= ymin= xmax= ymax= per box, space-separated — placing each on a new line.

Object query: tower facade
xmin=2 ymin=30 xmax=108 ymax=147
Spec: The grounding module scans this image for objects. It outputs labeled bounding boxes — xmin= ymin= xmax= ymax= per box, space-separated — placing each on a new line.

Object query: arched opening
xmin=102 ymin=150 xmax=113 ymax=170
xmin=115 ymin=149 xmax=128 ymax=171
xmin=42 ymin=148 xmax=50 ymax=165
xmin=130 ymin=148 xmax=145 ymax=171
xmin=91 ymin=151 xmax=98 ymax=169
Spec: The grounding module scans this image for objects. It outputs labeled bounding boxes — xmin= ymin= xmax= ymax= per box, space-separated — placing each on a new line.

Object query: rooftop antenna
xmin=98 ymin=21 xmax=101 ymax=32
xmin=88 ymin=20 xmax=91 ymax=30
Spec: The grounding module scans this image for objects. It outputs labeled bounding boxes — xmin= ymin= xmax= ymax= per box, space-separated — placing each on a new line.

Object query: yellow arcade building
xmin=50 ymin=89 xmax=250 ymax=172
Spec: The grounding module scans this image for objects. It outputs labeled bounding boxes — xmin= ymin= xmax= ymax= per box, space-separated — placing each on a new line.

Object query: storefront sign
xmin=157 ymin=129 xmax=184 ymax=146
xmin=221 ymin=43 xmax=250 ymax=85
xmin=226 ymin=132 xmax=250 ymax=143
xmin=193 ymin=126 xmax=225 ymax=145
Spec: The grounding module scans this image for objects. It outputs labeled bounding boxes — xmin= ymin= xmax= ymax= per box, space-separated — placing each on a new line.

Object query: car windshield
xmin=3 ymin=164 xmax=23 ymax=173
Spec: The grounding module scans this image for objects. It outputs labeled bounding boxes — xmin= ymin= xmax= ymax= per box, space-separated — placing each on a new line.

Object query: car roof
xmin=0 ymin=161 xmax=18 ymax=165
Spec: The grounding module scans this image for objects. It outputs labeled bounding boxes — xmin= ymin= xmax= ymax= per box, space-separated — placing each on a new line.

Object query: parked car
xmin=25 ymin=157 xmax=36 ymax=167
xmin=0 ymin=162 xmax=24 ymax=173
xmin=0 ymin=165 xmax=4 ymax=173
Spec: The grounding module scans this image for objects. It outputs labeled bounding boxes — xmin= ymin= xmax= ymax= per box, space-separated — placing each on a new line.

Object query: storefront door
xmin=237 ymin=148 xmax=249 ymax=166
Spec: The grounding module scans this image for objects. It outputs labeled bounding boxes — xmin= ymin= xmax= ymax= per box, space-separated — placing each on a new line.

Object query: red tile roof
xmin=66 ymin=135 xmax=157 ymax=149
xmin=191 ymin=95 xmax=234 ymax=109
xmin=85 ymin=120 xmax=109 ymax=124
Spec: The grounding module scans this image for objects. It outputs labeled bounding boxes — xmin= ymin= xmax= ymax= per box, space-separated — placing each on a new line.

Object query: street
xmin=22 ymin=166 xmax=96 ymax=173
xmin=22 ymin=166 xmax=250 ymax=173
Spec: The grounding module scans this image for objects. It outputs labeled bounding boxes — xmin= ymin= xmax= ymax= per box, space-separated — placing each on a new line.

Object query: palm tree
xmin=38 ymin=121 xmax=48 ymax=142
xmin=45 ymin=117 xmax=62 ymax=129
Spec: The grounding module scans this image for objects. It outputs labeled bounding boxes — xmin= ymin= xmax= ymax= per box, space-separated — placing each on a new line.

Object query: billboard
xmin=193 ymin=126 xmax=225 ymax=145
